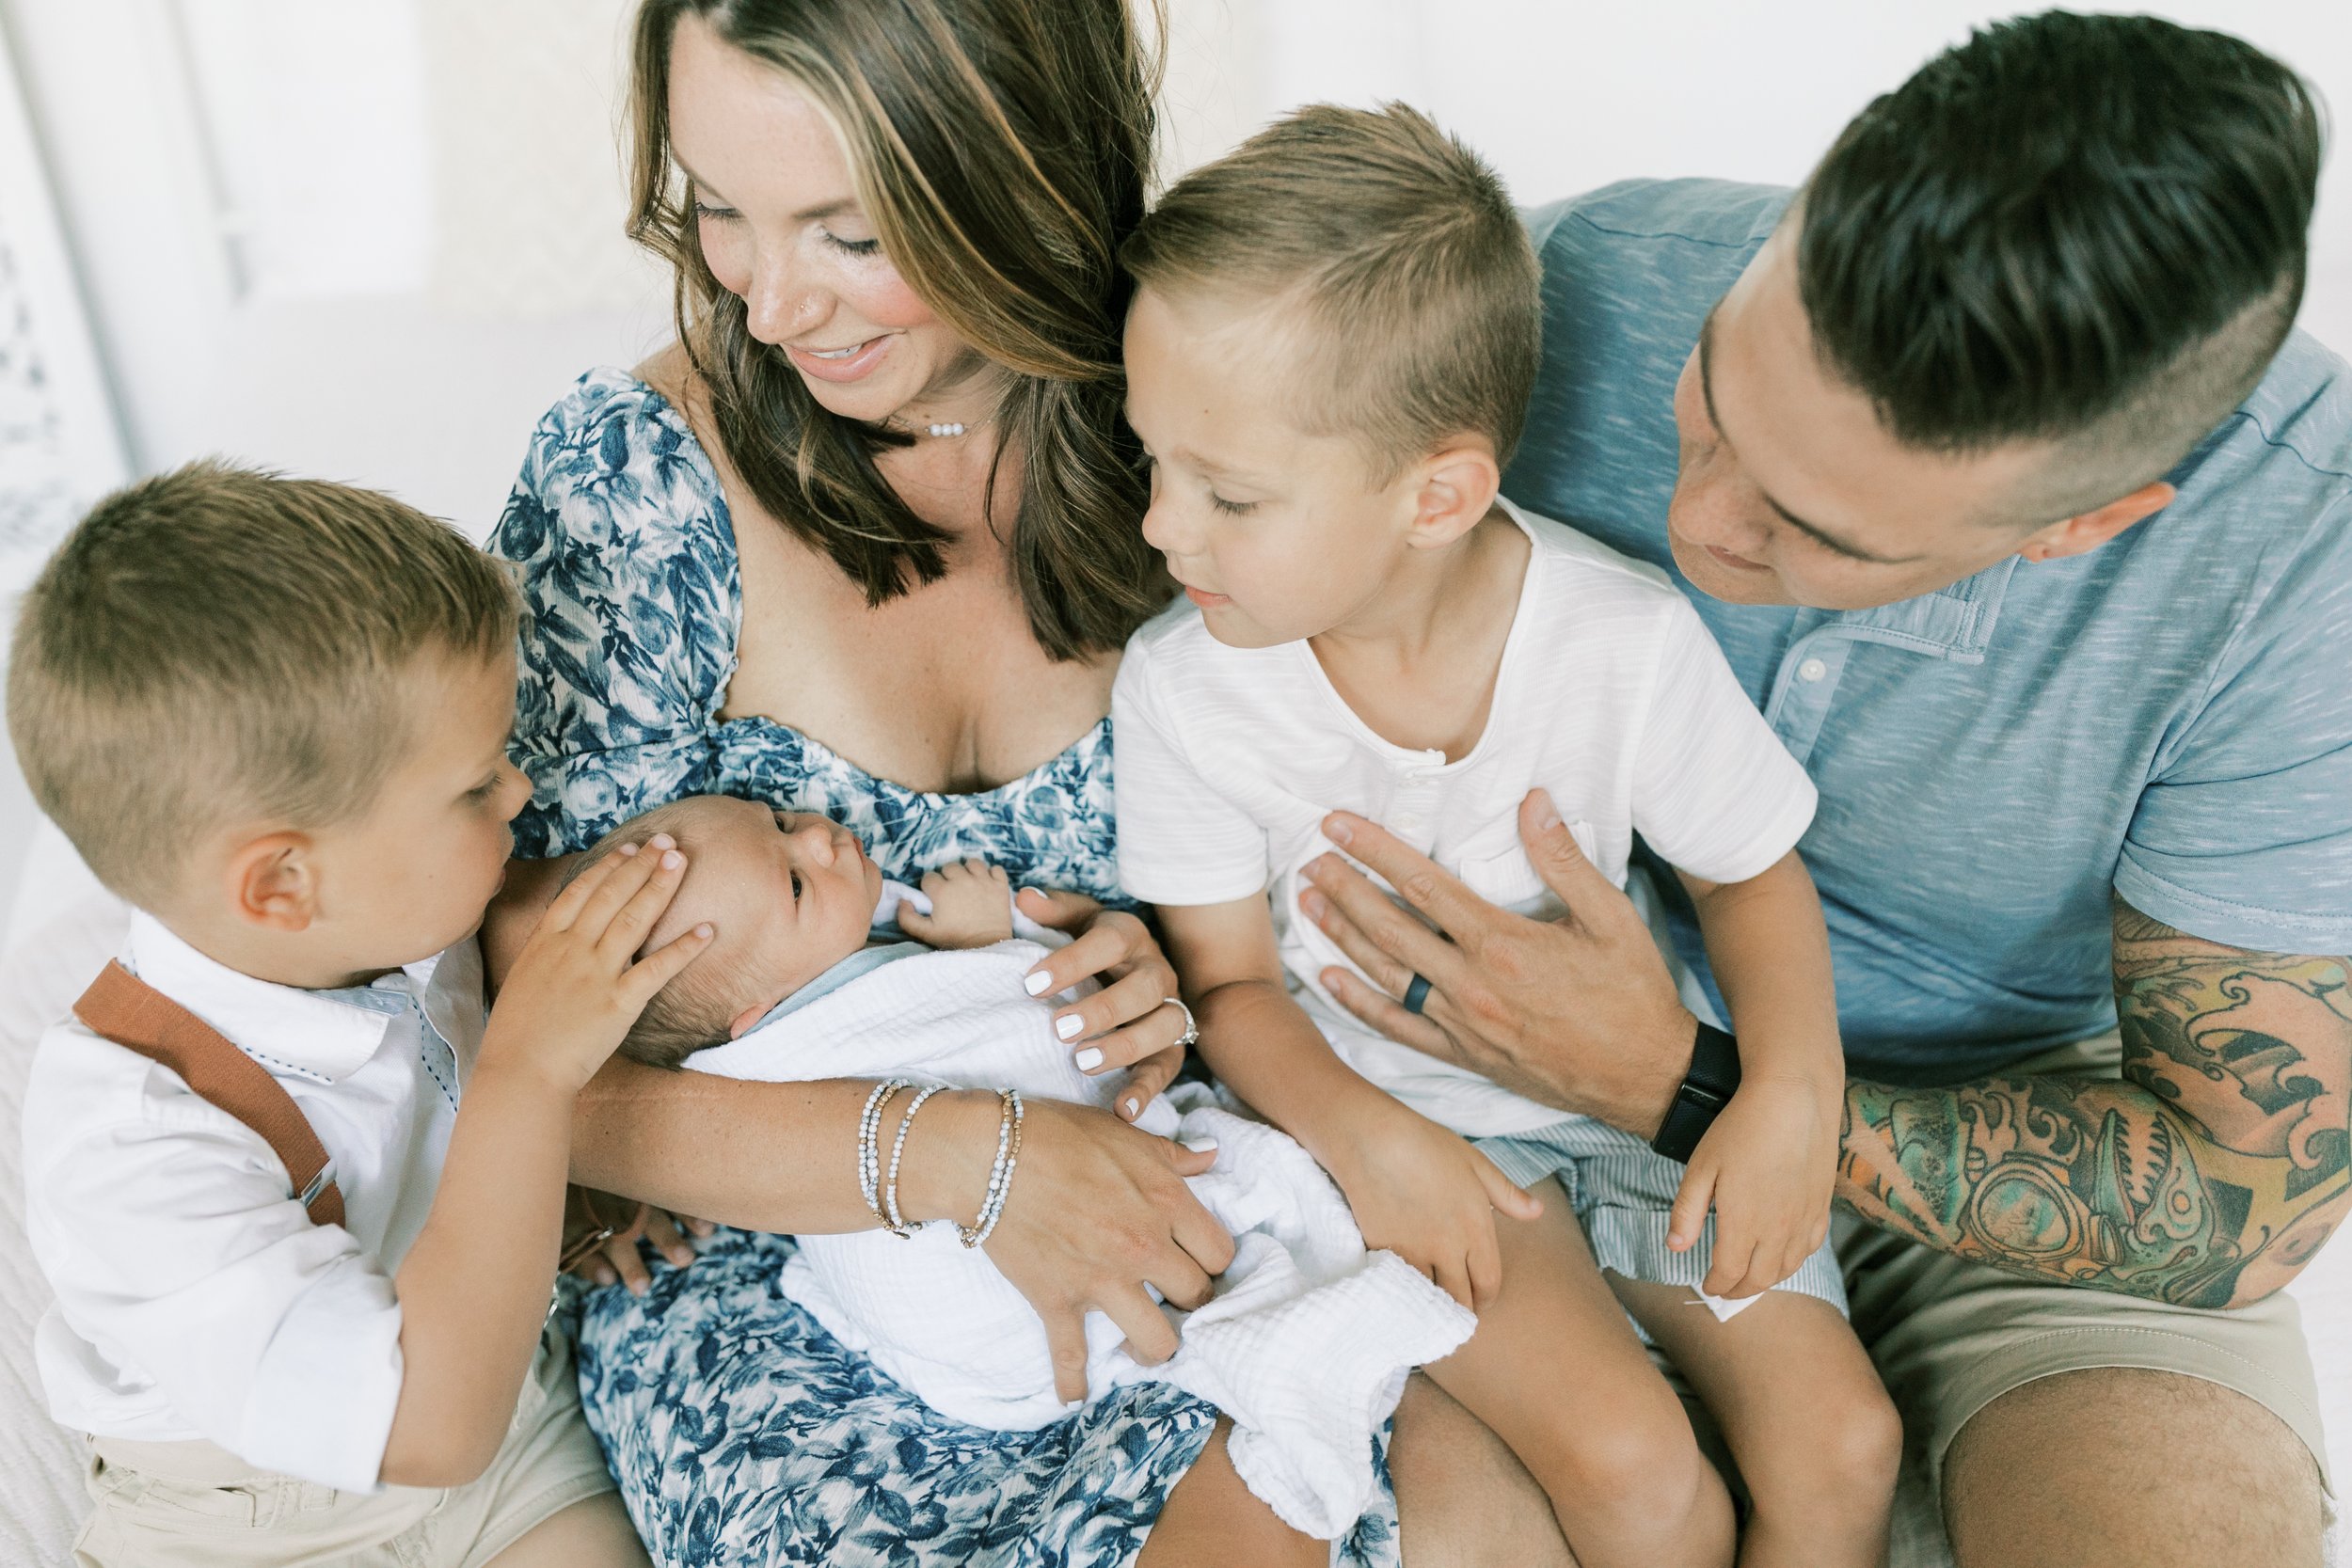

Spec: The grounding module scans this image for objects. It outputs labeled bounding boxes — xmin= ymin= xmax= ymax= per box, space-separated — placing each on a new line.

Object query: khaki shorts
xmin=72 ymin=1323 xmax=615 ymax=1568
xmin=1825 ymin=1032 xmax=2332 ymax=1564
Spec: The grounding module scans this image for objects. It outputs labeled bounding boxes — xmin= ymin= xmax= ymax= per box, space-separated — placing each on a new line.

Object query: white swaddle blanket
xmin=688 ymin=936 xmax=1476 ymax=1538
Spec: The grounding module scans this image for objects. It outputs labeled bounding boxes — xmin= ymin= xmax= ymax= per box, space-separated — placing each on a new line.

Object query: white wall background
xmin=1162 ymin=0 xmax=2352 ymax=351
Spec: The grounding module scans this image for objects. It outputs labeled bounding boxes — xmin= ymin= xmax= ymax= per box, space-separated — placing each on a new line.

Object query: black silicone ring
xmin=1402 ymin=974 xmax=1432 ymax=1014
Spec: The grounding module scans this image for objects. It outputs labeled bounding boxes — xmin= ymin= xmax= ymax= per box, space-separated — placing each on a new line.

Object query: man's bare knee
xmin=1388 ymin=1373 xmax=1577 ymax=1568
xmin=1943 ymin=1367 xmax=2324 ymax=1568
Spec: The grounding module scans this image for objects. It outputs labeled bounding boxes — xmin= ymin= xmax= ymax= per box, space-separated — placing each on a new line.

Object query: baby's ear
xmin=727 ymin=996 xmax=780 ymax=1039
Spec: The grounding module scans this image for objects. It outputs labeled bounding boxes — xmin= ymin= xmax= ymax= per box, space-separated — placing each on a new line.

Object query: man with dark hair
xmin=1302 ymin=12 xmax=2344 ymax=1565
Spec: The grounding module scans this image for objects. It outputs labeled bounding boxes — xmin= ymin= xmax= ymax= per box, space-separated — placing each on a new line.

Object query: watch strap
xmin=1648 ymin=1021 xmax=1741 ymax=1164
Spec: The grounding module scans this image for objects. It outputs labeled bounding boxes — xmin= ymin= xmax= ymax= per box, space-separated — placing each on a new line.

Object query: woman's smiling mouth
xmin=787 ymin=335 xmax=893 ymax=382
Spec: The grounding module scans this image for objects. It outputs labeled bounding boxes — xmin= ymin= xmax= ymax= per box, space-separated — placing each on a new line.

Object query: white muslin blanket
xmin=688 ymin=938 xmax=1476 ymax=1537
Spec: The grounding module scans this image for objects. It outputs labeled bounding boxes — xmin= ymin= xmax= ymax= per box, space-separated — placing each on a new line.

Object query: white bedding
xmin=0 ymin=821 xmax=2343 ymax=1565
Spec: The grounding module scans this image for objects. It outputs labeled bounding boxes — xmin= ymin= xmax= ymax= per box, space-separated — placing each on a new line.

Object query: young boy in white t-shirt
xmin=1110 ymin=105 xmax=1900 ymax=1567
xmin=9 ymin=464 xmax=713 ymax=1568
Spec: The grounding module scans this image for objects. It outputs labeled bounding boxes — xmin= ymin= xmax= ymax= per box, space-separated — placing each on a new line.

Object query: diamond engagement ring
xmin=1160 ymin=997 xmax=1200 ymax=1050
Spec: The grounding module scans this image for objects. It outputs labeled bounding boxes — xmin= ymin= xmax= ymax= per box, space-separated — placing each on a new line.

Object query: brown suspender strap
xmin=73 ymin=960 xmax=347 ymax=1228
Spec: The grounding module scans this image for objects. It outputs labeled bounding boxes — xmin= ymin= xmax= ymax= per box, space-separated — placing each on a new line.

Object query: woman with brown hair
xmin=485 ymin=3 xmax=1526 ymax=1564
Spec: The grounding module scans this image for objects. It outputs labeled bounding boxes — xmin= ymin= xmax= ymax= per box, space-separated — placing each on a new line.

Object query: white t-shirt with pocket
xmin=1113 ymin=499 xmax=1818 ymax=1137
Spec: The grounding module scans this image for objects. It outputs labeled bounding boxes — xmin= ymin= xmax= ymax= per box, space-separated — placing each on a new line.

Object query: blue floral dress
xmin=488 ymin=369 xmax=1401 ymax=1568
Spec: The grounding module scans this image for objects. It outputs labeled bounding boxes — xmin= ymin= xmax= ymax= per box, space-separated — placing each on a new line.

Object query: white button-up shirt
xmin=23 ymin=911 xmax=484 ymax=1491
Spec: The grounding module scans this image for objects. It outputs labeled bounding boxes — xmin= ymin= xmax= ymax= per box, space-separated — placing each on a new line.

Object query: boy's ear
xmin=224 ymin=832 xmax=320 ymax=932
xmin=1406 ymin=441 xmax=1502 ymax=548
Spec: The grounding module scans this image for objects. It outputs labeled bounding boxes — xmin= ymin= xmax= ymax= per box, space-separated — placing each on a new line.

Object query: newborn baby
xmin=508 ymin=796 xmax=1473 ymax=1537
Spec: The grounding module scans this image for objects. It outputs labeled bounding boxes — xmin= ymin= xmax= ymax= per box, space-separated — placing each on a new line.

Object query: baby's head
xmin=8 ymin=461 xmax=527 ymax=978
xmin=1120 ymin=103 xmax=1540 ymax=648
xmin=570 ymin=796 xmax=883 ymax=1069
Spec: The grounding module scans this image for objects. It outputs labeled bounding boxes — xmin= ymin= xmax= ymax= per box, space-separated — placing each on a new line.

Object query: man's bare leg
xmin=1387 ymin=1373 xmax=1578 ymax=1568
xmin=1943 ymin=1368 xmax=2325 ymax=1568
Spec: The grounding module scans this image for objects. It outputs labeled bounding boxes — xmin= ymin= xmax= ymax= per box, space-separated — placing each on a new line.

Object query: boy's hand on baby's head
xmin=1665 ymin=1072 xmax=1838 ymax=1299
xmin=900 ymin=858 xmax=1016 ymax=950
xmin=482 ymin=834 xmax=715 ymax=1094
xmin=1329 ymin=1101 xmax=1539 ymax=1311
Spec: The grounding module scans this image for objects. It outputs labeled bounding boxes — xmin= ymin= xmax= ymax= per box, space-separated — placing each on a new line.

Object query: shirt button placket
xmin=1391 ymin=754 xmax=1441 ymax=843
xmin=1768 ymin=635 xmax=1850 ymax=766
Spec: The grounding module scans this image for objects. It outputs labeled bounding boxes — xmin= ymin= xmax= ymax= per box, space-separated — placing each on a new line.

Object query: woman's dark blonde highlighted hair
xmin=627 ymin=0 xmax=1172 ymax=660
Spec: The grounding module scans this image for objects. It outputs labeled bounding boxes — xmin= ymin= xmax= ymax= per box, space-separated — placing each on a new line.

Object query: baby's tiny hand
xmin=901 ymin=859 xmax=1017 ymax=950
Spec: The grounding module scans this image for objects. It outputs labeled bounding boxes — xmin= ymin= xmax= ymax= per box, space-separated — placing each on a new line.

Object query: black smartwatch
xmin=1648 ymin=1021 xmax=1741 ymax=1164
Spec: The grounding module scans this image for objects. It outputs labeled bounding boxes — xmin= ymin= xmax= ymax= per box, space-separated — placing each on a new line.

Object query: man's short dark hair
xmin=1798 ymin=10 xmax=2323 ymax=500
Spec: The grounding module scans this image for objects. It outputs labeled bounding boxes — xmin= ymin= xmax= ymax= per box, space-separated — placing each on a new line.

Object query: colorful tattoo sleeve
xmin=1836 ymin=900 xmax=2350 ymax=1307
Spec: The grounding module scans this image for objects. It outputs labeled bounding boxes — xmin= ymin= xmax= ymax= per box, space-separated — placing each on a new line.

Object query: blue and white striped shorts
xmin=1476 ymin=1116 xmax=1848 ymax=1326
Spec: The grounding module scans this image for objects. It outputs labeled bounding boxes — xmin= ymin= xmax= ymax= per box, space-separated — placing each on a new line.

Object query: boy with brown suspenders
xmin=8 ymin=463 xmax=714 ymax=1567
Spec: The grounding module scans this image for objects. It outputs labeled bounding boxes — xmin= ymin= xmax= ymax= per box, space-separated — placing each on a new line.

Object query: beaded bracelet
xmin=958 ymin=1089 xmax=1025 ymax=1249
xmin=858 ymin=1079 xmax=913 ymax=1237
xmin=882 ymin=1085 xmax=945 ymax=1237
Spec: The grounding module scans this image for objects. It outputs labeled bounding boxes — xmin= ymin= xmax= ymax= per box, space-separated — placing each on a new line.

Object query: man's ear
xmin=224 ymin=831 xmax=320 ymax=932
xmin=1406 ymin=441 xmax=1503 ymax=549
xmin=2018 ymin=480 xmax=2175 ymax=564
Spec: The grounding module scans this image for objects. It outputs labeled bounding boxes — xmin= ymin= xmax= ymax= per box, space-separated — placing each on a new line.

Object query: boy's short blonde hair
xmin=8 ymin=461 xmax=520 ymax=910
xmin=1121 ymin=102 xmax=1541 ymax=479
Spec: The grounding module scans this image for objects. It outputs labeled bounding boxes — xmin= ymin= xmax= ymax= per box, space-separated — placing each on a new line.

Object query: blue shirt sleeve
xmin=486 ymin=371 xmax=742 ymax=857
xmin=2117 ymin=497 xmax=2352 ymax=954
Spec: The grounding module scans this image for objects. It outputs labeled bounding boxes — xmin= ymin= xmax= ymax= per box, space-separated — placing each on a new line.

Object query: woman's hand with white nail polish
xmin=1011 ymin=895 xmax=1190 ymax=1121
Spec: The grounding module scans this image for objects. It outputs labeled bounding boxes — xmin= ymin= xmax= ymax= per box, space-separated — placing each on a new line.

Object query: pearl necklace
xmin=926 ymin=421 xmax=966 ymax=437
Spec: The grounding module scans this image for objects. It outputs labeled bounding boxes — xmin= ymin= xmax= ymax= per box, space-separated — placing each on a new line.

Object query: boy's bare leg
xmin=1613 ymin=1279 xmax=1901 ymax=1568
xmin=482 ymin=1493 xmax=651 ymax=1567
xmin=1140 ymin=1417 xmax=1327 ymax=1568
xmin=1424 ymin=1180 xmax=1735 ymax=1568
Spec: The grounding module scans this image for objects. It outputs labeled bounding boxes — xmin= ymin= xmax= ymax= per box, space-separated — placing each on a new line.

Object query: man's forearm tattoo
xmin=1836 ymin=903 xmax=2350 ymax=1306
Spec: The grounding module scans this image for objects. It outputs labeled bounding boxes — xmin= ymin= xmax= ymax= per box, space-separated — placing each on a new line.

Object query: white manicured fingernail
xmin=1056 ymin=1015 xmax=1084 ymax=1039
xmin=1182 ymin=1138 xmax=1219 ymax=1154
xmin=1024 ymin=971 xmax=1052 ymax=996
xmin=1121 ymin=1097 xmax=1139 ymax=1117
xmin=1074 ymin=1047 xmax=1104 ymax=1069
